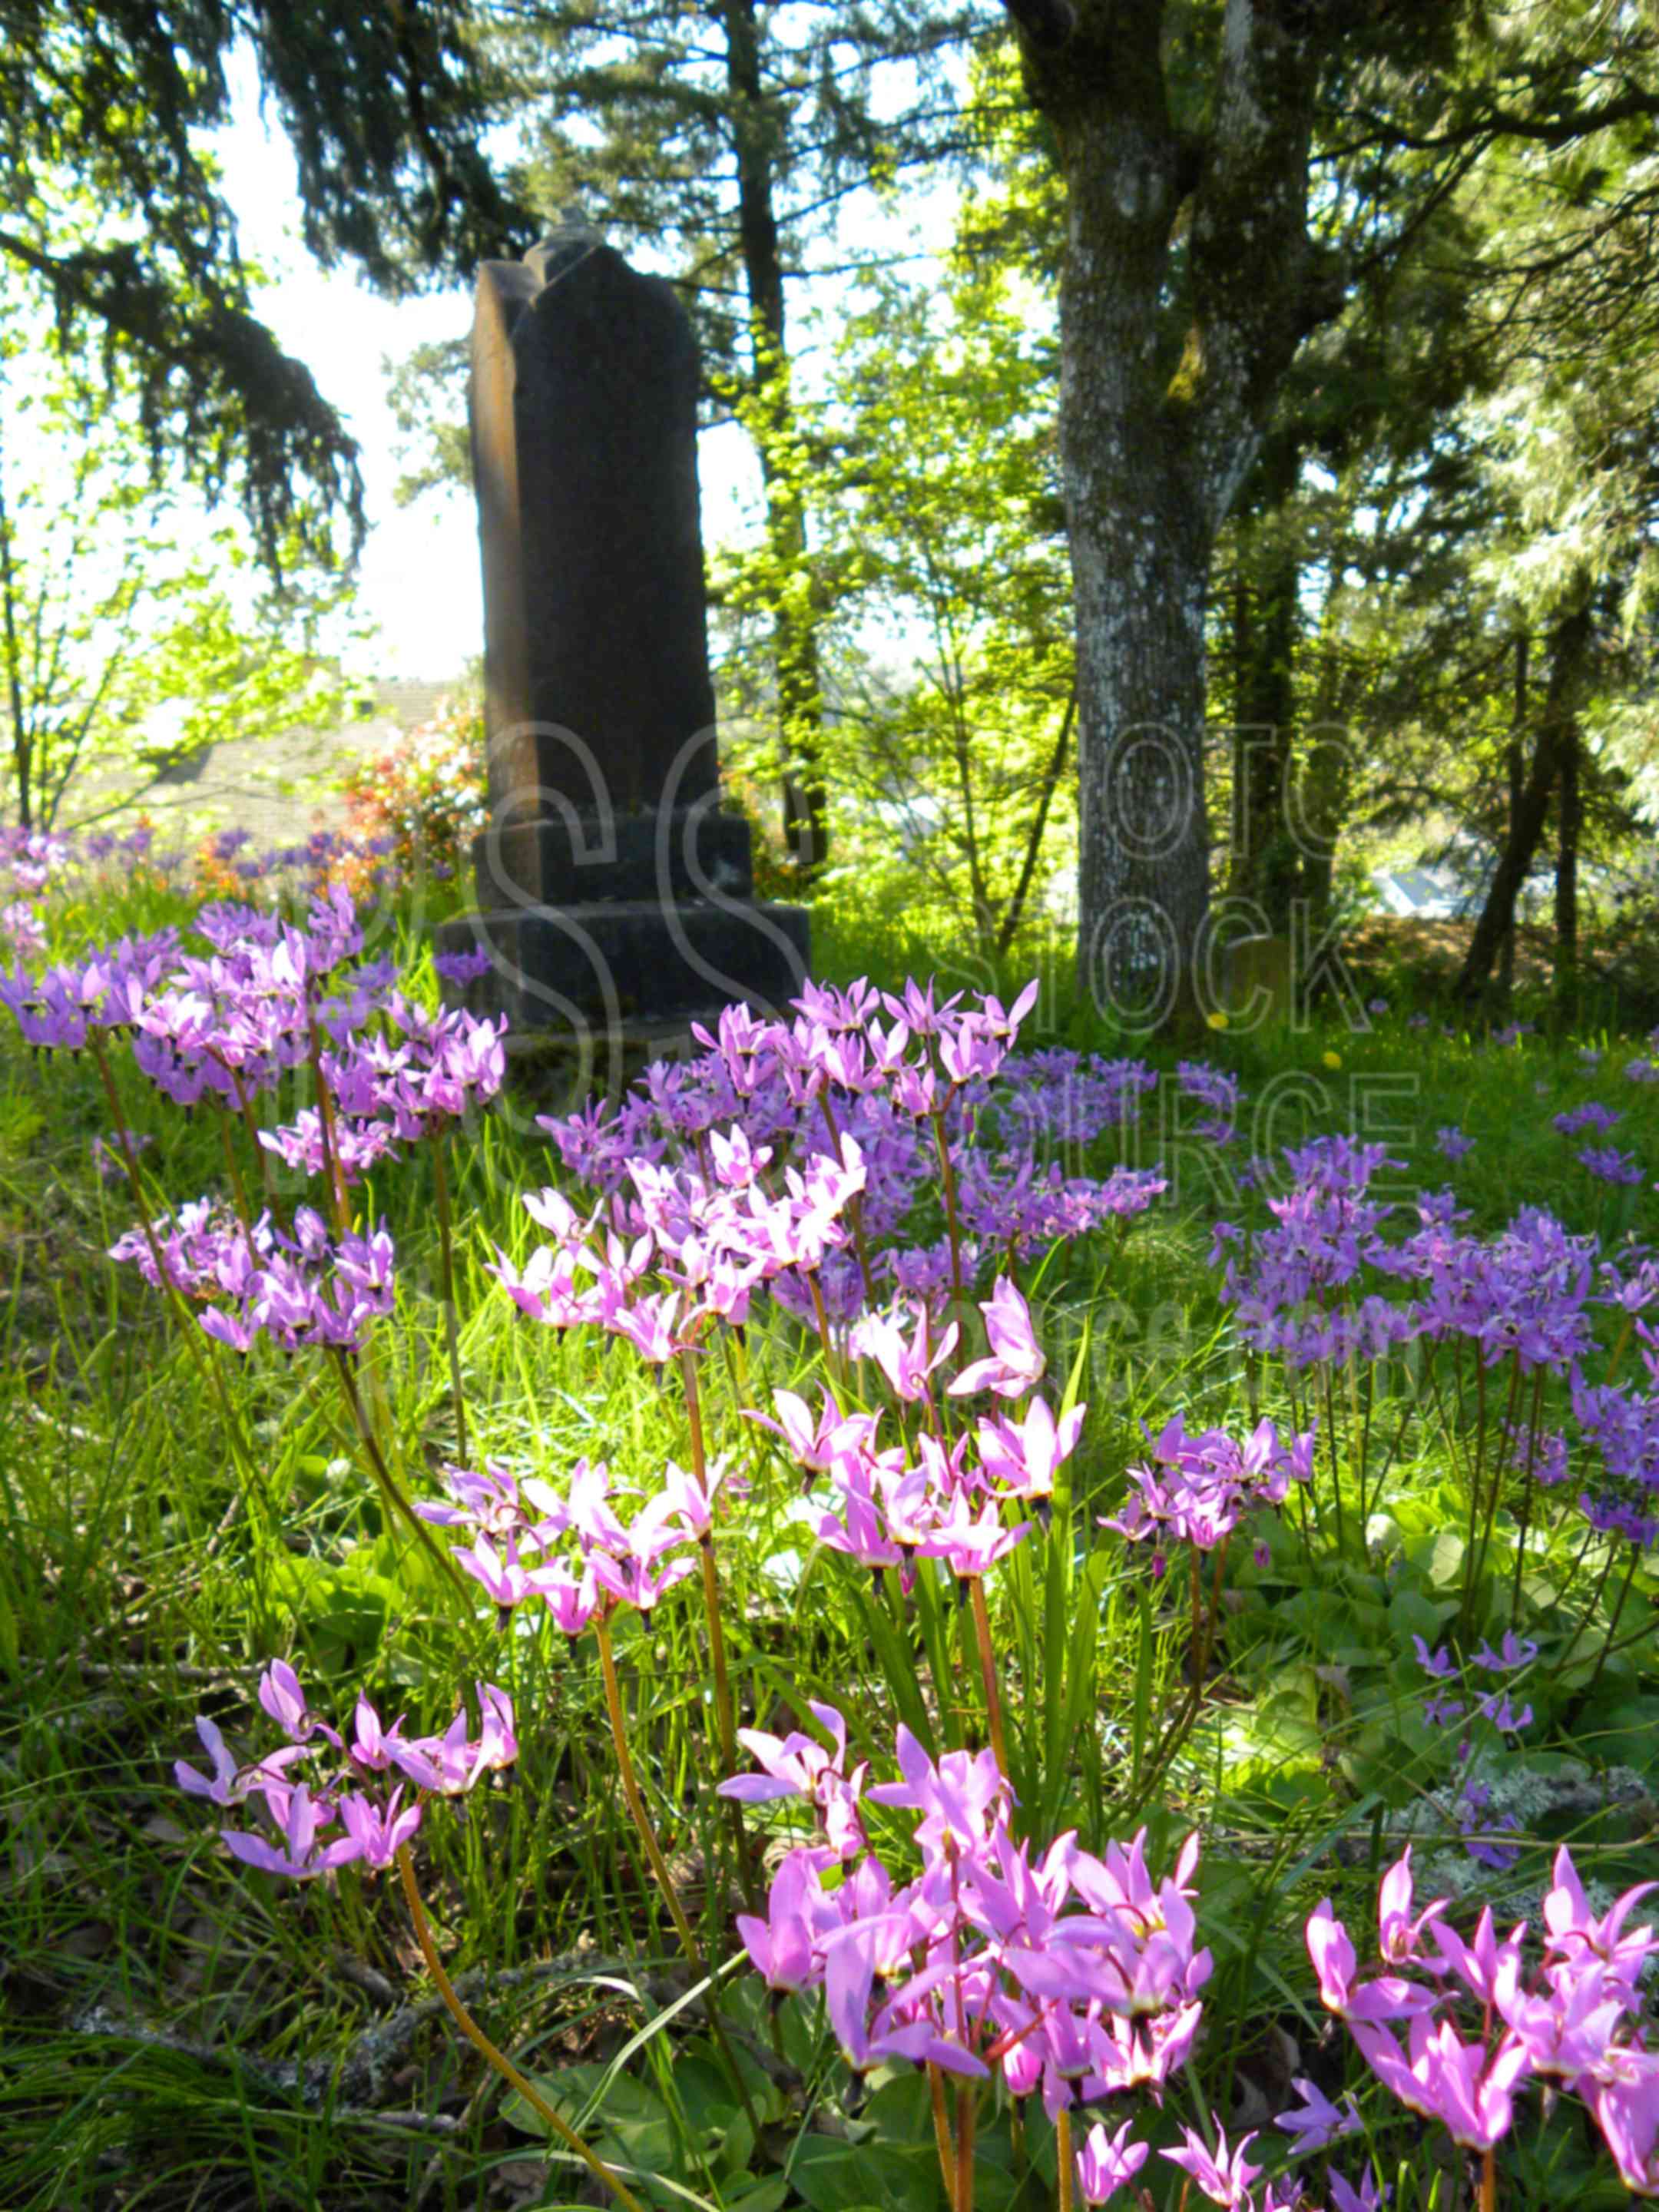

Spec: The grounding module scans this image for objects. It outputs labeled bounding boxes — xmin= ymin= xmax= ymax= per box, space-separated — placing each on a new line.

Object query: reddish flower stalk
xmin=396 ymin=1844 xmax=647 ymax=2212
xmin=592 ymin=1610 xmax=761 ymax=2139
xmin=429 ymin=1136 xmax=469 ymax=1468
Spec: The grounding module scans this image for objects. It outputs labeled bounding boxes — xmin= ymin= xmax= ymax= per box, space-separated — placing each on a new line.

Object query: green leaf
xmin=788 ymin=2137 xmax=944 ymax=2212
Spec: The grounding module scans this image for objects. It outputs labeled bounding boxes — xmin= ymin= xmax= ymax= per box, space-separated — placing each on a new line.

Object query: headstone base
xmin=435 ymin=896 xmax=809 ymax=1036
xmin=474 ymin=809 xmax=757 ymax=906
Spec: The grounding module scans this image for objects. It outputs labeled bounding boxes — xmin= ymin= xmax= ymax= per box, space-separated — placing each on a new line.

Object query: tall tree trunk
xmin=1455 ymin=604 xmax=1593 ymax=1008
xmin=1555 ymin=707 xmax=1581 ymax=1026
xmin=722 ymin=0 xmax=829 ymax=877
xmin=996 ymin=687 xmax=1075 ymax=959
xmin=1014 ymin=0 xmax=1329 ymax=1024
xmin=0 ymin=437 xmax=30 ymax=832
xmin=1227 ymin=429 xmax=1302 ymax=929
xmin=1499 ymin=629 xmax=1528 ymax=1001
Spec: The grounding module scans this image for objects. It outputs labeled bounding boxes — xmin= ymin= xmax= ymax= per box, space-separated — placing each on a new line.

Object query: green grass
xmin=0 ymin=880 xmax=1654 ymax=2212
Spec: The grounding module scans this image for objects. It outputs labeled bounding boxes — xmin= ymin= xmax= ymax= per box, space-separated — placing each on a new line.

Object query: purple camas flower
xmin=1274 ymin=2075 xmax=1362 ymax=2153
xmin=1578 ymin=1144 xmax=1644 ymax=1187
xmin=1102 ymin=1415 xmax=1313 ymax=1555
xmin=1435 ymin=1127 xmax=1475 ymax=1161
xmin=1556 ymin=1102 xmax=1621 ymax=1137
xmin=433 ymin=947 xmax=494 ymax=985
xmin=1571 ymin=1369 xmax=1659 ymax=1543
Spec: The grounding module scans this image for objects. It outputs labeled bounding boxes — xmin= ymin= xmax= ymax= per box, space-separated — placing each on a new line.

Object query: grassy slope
xmin=0 ymin=890 xmax=1654 ymax=2212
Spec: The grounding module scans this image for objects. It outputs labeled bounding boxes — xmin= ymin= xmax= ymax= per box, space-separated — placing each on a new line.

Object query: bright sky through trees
xmin=210 ymin=51 xmax=812 ymax=680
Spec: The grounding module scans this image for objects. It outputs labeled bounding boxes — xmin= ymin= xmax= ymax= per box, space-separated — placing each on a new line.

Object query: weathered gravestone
xmin=436 ymin=224 xmax=809 ymax=1058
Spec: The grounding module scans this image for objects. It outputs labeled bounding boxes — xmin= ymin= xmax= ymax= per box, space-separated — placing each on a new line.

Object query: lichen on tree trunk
xmin=1010 ymin=0 xmax=1333 ymax=1025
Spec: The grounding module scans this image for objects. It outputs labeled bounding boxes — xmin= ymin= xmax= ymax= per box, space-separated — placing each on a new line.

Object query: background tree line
xmin=5 ymin=0 xmax=1659 ymax=1023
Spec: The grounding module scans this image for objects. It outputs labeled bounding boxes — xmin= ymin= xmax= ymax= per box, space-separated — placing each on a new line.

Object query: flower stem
xmin=233 ymin=1074 xmax=276 ymax=1210
xmin=1057 ymin=2103 xmax=1074 ymax=2212
xmin=593 ymin=1611 xmax=762 ymax=2138
xmin=395 ymin=1845 xmax=647 ymax=2212
xmin=1578 ymin=1543 xmax=1643 ymax=1714
xmin=429 ymin=1136 xmax=469 ymax=1468
xmin=952 ymin=2080 xmax=976 ymax=2212
xmin=931 ymin=1106 xmax=966 ymax=1307
xmin=89 ymin=1037 xmax=267 ymax=1512
xmin=969 ymin=1577 xmax=1009 ymax=1776
xmin=305 ymin=1015 xmax=349 ymax=1236
xmin=927 ymin=2064 xmax=955 ymax=2205
xmin=1508 ymin=1369 xmax=1545 ymax=1621
xmin=330 ymin=1348 xmax=469 ymax=1604
xmin=217 ymin=1108 xmax=253 ymax=1234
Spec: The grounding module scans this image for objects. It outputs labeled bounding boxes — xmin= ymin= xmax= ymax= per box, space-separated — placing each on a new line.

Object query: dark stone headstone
xmin=436 ymin=225 xmax=808 ymax=1072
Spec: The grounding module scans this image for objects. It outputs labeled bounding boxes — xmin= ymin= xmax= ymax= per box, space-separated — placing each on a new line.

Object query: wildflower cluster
xmin=723 ymin=1710 xmax=1210 ymax=2111
xmin=1102 ymin=1414 xmax=1315 ymax=1561
xmin=177 ymin=1660 xmax=516 ymax=1877
xmin=530 ymin=981 xmax=1167 ymax=1328
xmin=1410 ymin=1633 xmax=1539 ymax=1868
xmin=1310 ymin=1846 xmax=1659 ymax=2189
xmin=416 ymin=1453 xmax=720 ymax=1628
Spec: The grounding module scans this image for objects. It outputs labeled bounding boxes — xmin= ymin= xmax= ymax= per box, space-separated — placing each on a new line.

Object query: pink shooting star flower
xmin=604 ymin=1287 xmax=690 ymax=1365
xmin=1591 ymin=2050 xmax=1659 ymax=2195
xmin=659 ymin=1455 xmax=745 ymax=1542
xmin=1306 ymin=1899 xmax=1439 ymax=2022
xmin=220 ymin=1783 xmax=333 ymax=1879
xmin=1377 ymin=1848 xmax=1449 ymax=1966
xmin=977 ymin=1395 xmax=1085 ymax=1504
xmin=949 ymin=1276 xmax=1048 ymax=1400
xmin=1541 ymin=1846 xmax=1658 ymax=1996
xmin=1073 ymin=2118 xmax=1148 ymax=2207
xmin=921 ymin=1491 xmax=1033 ymax=1578
xmin=823 ymin=1921 xmax=988 ymax=2078
xmin=323 ymin=1786 xmax=423 ymax=1871
xmin=749 ymin=1387 xmax=881 ymax=1478
xmin=1497 ymin=1959 xmax=1630 ymax=2082
xmin=419 ymin=1684 xmax=518 ymax=1795
xmin=1349 ymin=2014 xmax=1531 ymax=2149
xmin=531 ymin=1557 xmax=601 ymax=1638
xmin=1428 ymin=1906 xmax=1527 ymax=2008
xmin=584 ymin=1489 xmax=697 ymax=1613
xmin=849 ymin=1300 xmax=959 ymax=1403
xmin=865 ymin=1727 xmax=1012 ymax=1853
xmin=1275 ymin=2075 xmax=1363 ymax=2153
xmin=348 ymin=1695 xmax=443 ymax=1790
xmin=452 ymin=1531 xmax=545 ymax=1611
xmin=257 ymin=1660 xmax=341 ymax=1749
xmin=1161 ymin=2124 xmax=1262 ymax=2210
xmin=733 ymin=1850 xmax=844 ymax=1993
xmin=175 ymin=1717 xmax=303 ymax=1806
xmin=719 ymin=1700 xmax=868 ymax=1859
